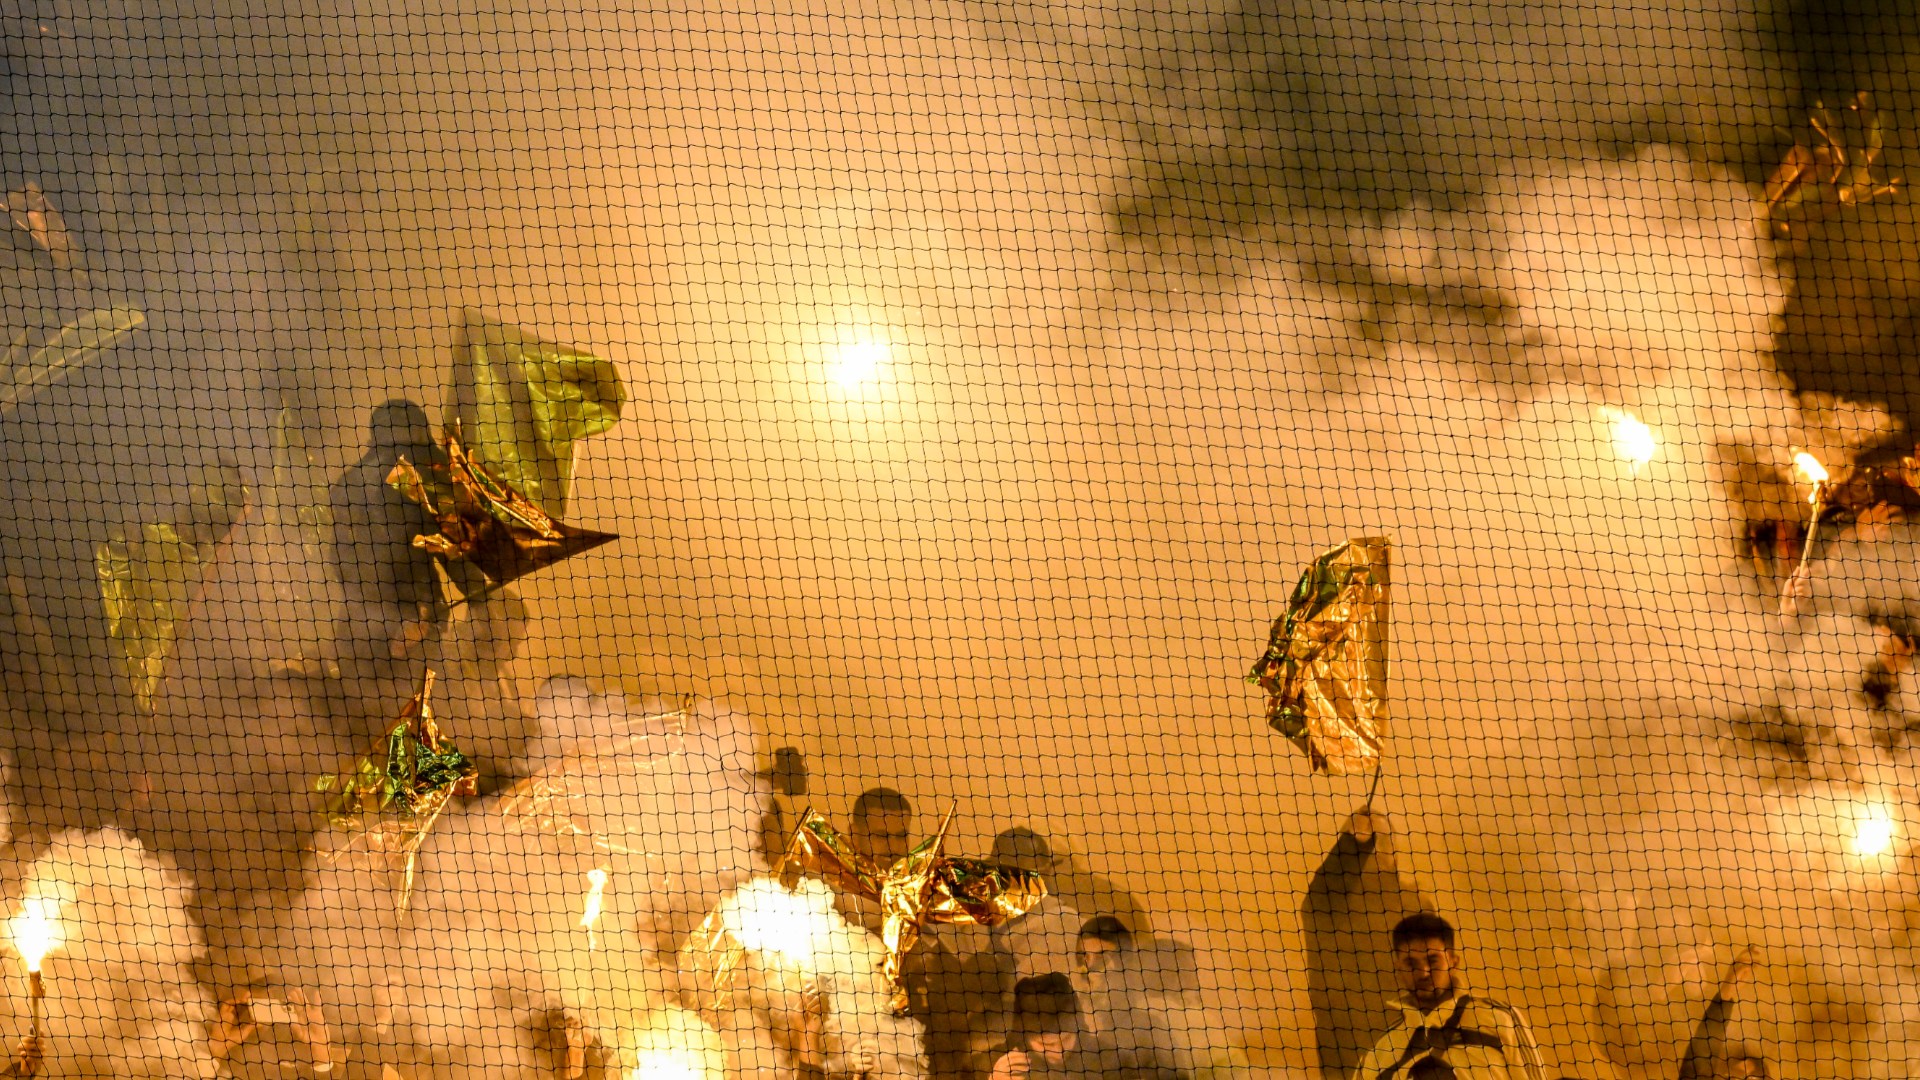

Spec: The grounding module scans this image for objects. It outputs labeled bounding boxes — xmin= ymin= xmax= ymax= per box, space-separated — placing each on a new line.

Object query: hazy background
xmin=2 ymin=0 xmax=1919 ymax=1075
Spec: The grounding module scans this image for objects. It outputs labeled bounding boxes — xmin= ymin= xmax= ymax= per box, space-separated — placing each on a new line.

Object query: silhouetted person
xmin=1076 ymin=917 xmax=1134 ymax=984
xmin=759 ymin=746 xmax=809 ymax=866
xmin=989 ymin=974 xmax=1085 ymax=1080
xmin=1075 ymin=915 xmax=1164 ymax=1075
xmin=1305 ymin=809 xmax=1432 ymax=1079
xmin=329 ymin=399 xmax=445 ymax=623
xmin=994 ymin=827 xmax=1151 ymax=935
xmin=850 ymin=787 xmax=915 ymax=867
xmin=990 ymin=828 xmax=1083 ymax=980
xmin=323 ymin=399 xmax=453 ymax=740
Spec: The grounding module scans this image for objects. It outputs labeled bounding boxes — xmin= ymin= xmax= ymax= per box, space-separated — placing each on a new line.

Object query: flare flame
xmin=8 ymin=896 xmax=63 ymax=973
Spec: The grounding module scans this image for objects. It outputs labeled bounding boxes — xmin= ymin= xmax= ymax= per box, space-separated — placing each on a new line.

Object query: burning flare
xmin=1599 ymin=407 xmax=1658 ymax=472
xmin=630 ymin=1048 xmax=711 ymax=1080
xmin=8 ymin=896 xmax=63 ymax=973
xmin=721 ymin=876 xmax=844 ymax=971
xmin=580 ymin=866 xmax=610 ymax=948
xmin=628 ymin=1007 xmax=726 ymax=1080
xmin=1851 ymin=802 xmax=1899 ymax=859
xmin=1793 ymin=451 xmax=1830 ymax=496
xmin=1780 ymin=450 xmax=1834 ymax=616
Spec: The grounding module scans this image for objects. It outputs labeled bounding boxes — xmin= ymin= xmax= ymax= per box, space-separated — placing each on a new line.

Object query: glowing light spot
xmin=8 ymin=895 xmax=63 ymax=972
xmin=580 ymin=867 xmax=610 ymax=948
xmin=829 ymin=339 xmax=890 ymax=392
xmin=630 ymin=1006 xmax=727 ymax=1080
xmin=1793 ymin=451 xmax=1830 ymax=505
xmin=715 ymin=876 xmax=842 ymax=970
xmin=1852 ymin=803 xmax=1898 ymax=858
xmin=1600 ymin=407 xmax=1658 ymax=472
xmin=630 ymin=1047 xmax=712 ymax=1080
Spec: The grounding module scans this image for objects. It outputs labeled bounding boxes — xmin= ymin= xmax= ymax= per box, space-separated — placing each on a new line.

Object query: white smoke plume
xmin=0 ymin=828 xmax=218 ymax=1078
xmin=263 ymin=688 xmax=765 ymax=1075
xmin=2 ymin=2 xmax=1919 ymax=1078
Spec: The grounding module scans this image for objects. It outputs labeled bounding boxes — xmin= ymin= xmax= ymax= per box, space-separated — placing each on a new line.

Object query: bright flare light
xmin=1793 ymin=451 xmax=1830 ymax=502
xmin=716 ymin=876 xmax=841 ymax=970
xmin=580 ymin=867 xmax=610 ymax=947
xmin=630 ymin=1005 xmax=727 ymax=1080
xmin=1600 ymin=407 xmax=1658 ymax=472
xmin=9 ymin=895 xmax=63 ymax=972
xmin=630 ymin=1047 xmax=710 ymax=1080
xmin=828 ymin=339 xmax=890 ymax=392
xmin=1851 ymin=803 xmax=1899 ymax=858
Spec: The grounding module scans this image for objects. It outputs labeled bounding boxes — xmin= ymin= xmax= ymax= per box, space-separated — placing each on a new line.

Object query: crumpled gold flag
xmin=2 ymin=182 xmax=77 ymax=270
xmin=314 ymin=671 xmax=478 ymax=911
xmin=1248 ymin=536 xmax=1391 ymax=775
xmin=95 ymin=462 xmax=249 ymax=712
xmin=775 ymin=807 xmax=1047 ymax=1014
xmin=681 ymin=906 xmax=751 ymax=1012
xmin=1766 ymin=93 xmax=1903 ymax=242
xmin=775 ymin=805 xmax=884 ymax=899
xmin=387 ymin=426 xmax=617 ymax=590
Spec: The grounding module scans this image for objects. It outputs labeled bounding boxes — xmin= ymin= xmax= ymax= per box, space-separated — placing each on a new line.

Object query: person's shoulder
xmin=1462 ymin=994 xmax=1528 ymax=1034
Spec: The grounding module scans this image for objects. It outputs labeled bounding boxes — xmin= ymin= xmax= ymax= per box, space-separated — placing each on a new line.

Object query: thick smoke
xmin=0 ymin=1 xmax=1917 ymax=1078
xmin=261 ymin=690 xmax=765 ymax=1073
xmin=0 ymin=828 xmax=218 ymax=1077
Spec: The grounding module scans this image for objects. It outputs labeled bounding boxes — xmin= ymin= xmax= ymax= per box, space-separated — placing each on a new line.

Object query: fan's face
xmin=1394 ymin=939 xmax=1460 ymax=1009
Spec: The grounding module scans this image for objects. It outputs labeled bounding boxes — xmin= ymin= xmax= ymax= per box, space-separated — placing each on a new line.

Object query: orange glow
xmin=1792 ymin=451 xmax=1830 ymax=502
xmin=1597 ymin=407 xmax=1658 ymax=472
xmin=8 ymin=896 xmax=63 ymax=973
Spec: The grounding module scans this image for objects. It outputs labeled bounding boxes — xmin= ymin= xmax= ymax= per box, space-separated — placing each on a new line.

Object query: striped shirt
xmin=1352 ymin=990 xmax=1545 ymax=1080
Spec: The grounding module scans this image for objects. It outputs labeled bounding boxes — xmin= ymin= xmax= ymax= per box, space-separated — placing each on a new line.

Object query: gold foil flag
xmin=96 ymin=462 xmax=249 ymax=712
xmin=681 ymin=904 xmax=750 ymax=1012
xmin=777 ymin=807 xmax=1046 ymax=1014
xmin=1766 ymin=93 xmax=1903 ymax=241
xmin=314 ymin=671 xmax=478 ymax=911
xmin=387 ymin=426 xmax=616 ymax=590
xmin=2 ymin=182 xmax=77 ymax=270
xmin=775 ymin=805 xmax=884 ymax=898
xmin=1248 ymin=536 xmax=1391 ymax=775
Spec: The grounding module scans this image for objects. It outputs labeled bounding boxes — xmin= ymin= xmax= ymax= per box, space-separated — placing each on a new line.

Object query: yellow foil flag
xmin=455 ymin=312 xmax=626 ymax=517
xmin=387 ymin=426 xmax=617 ymax=590
xmin=1248 ymin=537 xmax=1391 ymax=775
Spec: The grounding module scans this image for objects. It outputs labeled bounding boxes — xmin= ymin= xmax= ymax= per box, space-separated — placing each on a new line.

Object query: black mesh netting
xmin=0 ymin=2 xmax=1918 ymax=1077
